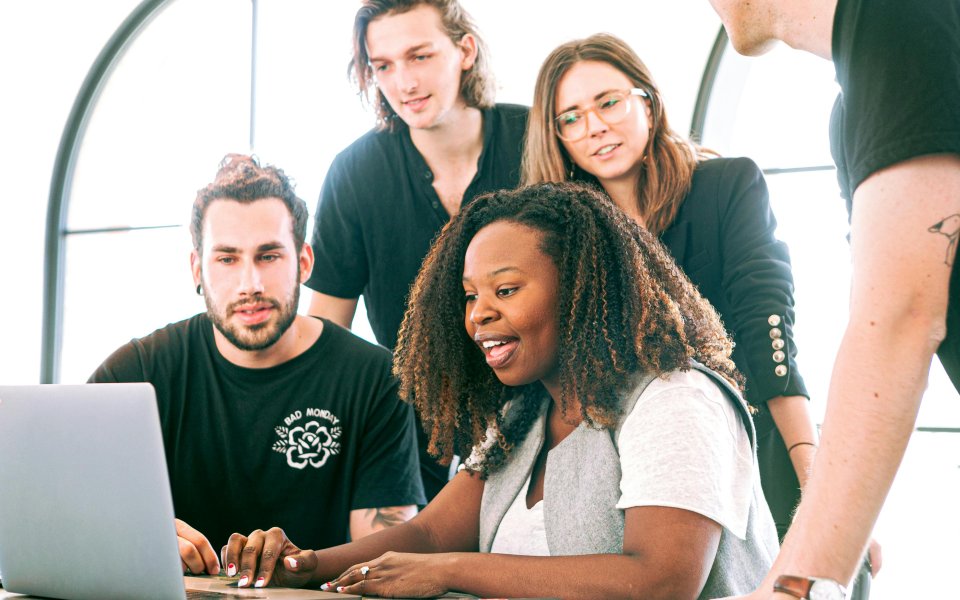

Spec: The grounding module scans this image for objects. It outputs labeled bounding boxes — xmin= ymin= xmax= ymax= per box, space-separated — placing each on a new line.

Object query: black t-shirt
xmin=306 ymin=103 xmax=529 ymax=350
xmin=89 ymin=315 xmax=425 ymax=550
xmin=306 ymin=103 xmax=528 ymax=501
xmin=830 ymin=0 xmax=960 ymax=387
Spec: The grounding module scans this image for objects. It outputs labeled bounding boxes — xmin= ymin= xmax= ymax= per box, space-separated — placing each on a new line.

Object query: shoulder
xmin=624 ymin=369 xmax=745 ymax=440
xmin=692 ymin=156 xmax=763 ymax=186
xmin=329 ymin=127 xmax=405 ymax=174
xmin=315 ymin=319 xmax=394 ymax=372
xmin=91 ymin=314 xmax=203 ymax=382
xmin=689 ymin=156 xmax=769 ymax=214
xmin=489 ymin=103 xmax=530 ymax=135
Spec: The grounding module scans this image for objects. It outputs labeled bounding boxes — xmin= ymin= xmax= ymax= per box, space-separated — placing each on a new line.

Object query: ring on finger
xmin=360 ymin=565 xmax=370 ymax=577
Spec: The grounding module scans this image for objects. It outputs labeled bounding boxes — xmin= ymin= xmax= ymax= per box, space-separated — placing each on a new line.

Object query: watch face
xmin=809 ymin=579 xmax=846 ymax=600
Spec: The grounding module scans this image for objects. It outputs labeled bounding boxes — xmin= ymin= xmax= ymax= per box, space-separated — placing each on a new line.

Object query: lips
xmin=230 ymin=301 xmax=275 ymax=326
xmin=474 ymin=332 xmax=520 ymax=369
xmin=402 ymin=95 xmax=430 ymax=112
xmin=592 ymin=143 xmax=621 ymax=157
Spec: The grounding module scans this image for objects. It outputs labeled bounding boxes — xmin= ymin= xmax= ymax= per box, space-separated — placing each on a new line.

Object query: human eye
xmin=496 ymin=286 xmax=518 ymax=298
xmin=258 ymin=253 xmax=280 ymax=263
xmin=598 ymin=94 xmax=622 ymax=111
xmin=557 ymin=111 xmax=581 ymax=127
xmin=464 ymin=291 xmax=478 ymax=303
xmin=373 ymin=62 xmax=389 ymax=73
xmin=216 ymin=256 xmax=236 ymax=265
xmin=414 ymin=53 xmax=431 ymax=62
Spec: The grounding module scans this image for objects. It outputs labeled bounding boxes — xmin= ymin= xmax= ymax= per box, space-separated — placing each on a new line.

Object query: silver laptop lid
xmin=0 ymin=383 xmax=186 ymax=600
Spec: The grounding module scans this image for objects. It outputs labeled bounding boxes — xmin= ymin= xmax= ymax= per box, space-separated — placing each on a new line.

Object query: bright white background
xmin=1 ymin=1 xmax=956 ymax=597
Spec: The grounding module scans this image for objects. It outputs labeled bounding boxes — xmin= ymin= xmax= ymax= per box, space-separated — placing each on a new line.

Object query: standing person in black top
xmin=89 ymin=155 xmax=424 ymax=585
xmin=706 ymin=0 xmax=960 ymax=598
xmin=305 ymin=0 xmax=528 ymax=501
xmin=522 ymin=33 xmax=817 ymax=542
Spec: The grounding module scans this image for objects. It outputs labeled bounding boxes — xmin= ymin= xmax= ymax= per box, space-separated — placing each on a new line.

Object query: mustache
xmin=226 ymin=295 xmax=280 ymax=314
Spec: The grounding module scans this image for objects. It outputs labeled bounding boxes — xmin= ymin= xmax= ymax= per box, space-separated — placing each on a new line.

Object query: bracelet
xmin=787 ymin=441 xmax=817 ymax=454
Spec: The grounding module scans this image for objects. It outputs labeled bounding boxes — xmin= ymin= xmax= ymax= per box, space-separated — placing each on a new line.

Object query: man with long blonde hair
xmin=304 ymin=0 xmax=528 ymax=500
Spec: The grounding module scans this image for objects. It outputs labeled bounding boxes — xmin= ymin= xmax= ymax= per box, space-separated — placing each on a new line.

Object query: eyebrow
xmin=369 ymin=42 xmax=434 ymax=63
xmin=556 ymin=88 xmax=623 ymax=115
xmin=211 ymin=242 xmax=286 ymax=254
xmin=462 ymin=266 xmax=523 ymax=282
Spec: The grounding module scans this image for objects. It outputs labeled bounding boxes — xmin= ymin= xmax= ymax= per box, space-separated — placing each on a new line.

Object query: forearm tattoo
xmin=928 ymin=214 xmax=960 ymax=266
xmin=365 ymin=506 xmax=412 ymax=530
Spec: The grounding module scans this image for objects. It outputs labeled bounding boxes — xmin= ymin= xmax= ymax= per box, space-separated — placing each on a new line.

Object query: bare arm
xmin=348 ymin=505 xmax=418 ymax=540
xmin=766 ymin=395 xmax=818 ymax=487
xmin=225 ymin=468 xmax=483 ymax=588
xmin=754 ymin=154 xmax=960 ymax=596
xmin=307 ymin=291 xmax=358 ymax=330
xmin=331 ymin=504 xmax=722 ymax=600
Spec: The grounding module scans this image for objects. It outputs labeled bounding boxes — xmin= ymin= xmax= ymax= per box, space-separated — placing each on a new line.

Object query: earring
xmin=196 ymin=284 xmax=203 ymax=296
xmin=568 ymin=163 xmax=575 ymax=180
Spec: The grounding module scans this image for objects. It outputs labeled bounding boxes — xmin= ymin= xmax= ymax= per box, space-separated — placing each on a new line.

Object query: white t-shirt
xmin=489 ymin=369 xmax=755 ymax=553
xmin=615 ymin=369 xmax=754 ymax=539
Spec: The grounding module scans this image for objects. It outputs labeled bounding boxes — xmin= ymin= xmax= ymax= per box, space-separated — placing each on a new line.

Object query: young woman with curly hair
xmin=224 ymin=182 xmax=778 ymax=600
xmin=523 ymin=32 xmax=819 ymax=541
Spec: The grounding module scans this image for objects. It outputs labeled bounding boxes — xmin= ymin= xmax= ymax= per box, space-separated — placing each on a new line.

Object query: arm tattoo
xmin=928 ymin=214 xmax=960 ymax=266
xmin=365 ymin=505 xmax=413 ymax=530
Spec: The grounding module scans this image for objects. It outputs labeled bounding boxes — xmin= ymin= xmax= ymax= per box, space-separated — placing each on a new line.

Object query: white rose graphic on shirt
xmin=273 ymin=410 xmax=342 ymax=470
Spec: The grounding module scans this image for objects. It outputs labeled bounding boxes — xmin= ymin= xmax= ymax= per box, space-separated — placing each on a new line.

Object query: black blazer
xmin=660 ymin=157 xmax=808 ymax=424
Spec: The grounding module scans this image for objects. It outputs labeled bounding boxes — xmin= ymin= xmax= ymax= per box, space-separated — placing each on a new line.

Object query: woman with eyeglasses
xmin=522 ymin=33 xmax=817 ymax=542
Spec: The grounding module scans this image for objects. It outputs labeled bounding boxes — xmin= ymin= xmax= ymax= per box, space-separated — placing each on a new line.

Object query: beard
xmin=205 ymin=283 xmax=300 ymax=352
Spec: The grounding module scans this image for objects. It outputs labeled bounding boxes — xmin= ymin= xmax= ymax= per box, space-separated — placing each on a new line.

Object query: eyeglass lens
xmin=556 ymin=91 xmax=633 ymax=141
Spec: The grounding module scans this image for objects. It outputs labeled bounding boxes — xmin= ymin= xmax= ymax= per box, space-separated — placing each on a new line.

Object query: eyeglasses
xmin=554 ymin=88 xmax=649 ymax=142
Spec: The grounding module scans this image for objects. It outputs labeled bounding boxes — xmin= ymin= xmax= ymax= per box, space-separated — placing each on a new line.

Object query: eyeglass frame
xmin=553 ymin=87 xmax=649 ymax=142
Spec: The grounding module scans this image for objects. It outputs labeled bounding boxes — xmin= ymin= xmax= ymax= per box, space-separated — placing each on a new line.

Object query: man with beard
xmin=89 ymin=154 xmax=424 ymax=583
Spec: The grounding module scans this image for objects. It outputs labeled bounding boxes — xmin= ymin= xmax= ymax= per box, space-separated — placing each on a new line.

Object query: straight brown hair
xmin=521 ymin=33 xmax=716 ymax=236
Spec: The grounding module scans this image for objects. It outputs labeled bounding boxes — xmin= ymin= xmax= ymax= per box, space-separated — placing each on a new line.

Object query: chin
xmin=726 ymin=29 xmax=780 ymax=57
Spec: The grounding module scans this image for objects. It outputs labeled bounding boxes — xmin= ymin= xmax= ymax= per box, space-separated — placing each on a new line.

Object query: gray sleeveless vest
xmin=478 ymin=363 xmax=779 ymax=599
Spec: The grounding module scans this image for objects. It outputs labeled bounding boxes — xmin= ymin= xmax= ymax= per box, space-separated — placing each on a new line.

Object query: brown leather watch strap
xmin=773 ymin=575 xmax=813 ymax=599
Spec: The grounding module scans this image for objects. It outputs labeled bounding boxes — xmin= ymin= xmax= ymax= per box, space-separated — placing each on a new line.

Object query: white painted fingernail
xmin=286 ymin=557 xmax=298 ymax=569
xmin=336 ymin=586 xmax=345 ymax=592
xmin=238 ymin=576 xmax=249 ymax=587
xmin=227 ymin=564 xmax=237 ymax=577
xmin=255 ymin=577 xmax=265 ymax=588
xmin=320 ymin=582 xmax=331 ymax=591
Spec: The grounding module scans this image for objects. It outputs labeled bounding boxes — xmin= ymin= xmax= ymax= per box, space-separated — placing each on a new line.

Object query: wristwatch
xmin=774 ymin=575 xmax=847 ymax=600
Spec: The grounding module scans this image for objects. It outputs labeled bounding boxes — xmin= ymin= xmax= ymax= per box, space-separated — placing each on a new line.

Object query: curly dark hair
xmin=394 ymin=182 xmax=739 ymax=476
xmin=190 ymin=154 xmax=309 ymax=256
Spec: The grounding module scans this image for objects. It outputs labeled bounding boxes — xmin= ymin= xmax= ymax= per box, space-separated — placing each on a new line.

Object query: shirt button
xmin=769 ymin=327 xmax=782 ymax=340
xmin=432 ymin=201 xmax=439 ymax=209
xmin=768 ymin=314 xmax=782 ymax=327
xmin=772 ymin=338 xmax=785 ymax=350
xmin=775 ymin=365 xmax=788 ymax=377
xmin=773 ymin=350 xmax=786 ymax=363
xmin=424 ymin=170 xmax=433 ymax=180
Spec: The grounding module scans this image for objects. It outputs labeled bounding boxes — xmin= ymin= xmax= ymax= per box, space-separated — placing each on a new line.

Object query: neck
xmin=774 ymin=0 xmax=837 ymax=59
xmin=409 ymin=104 xmax=484 ymax=165
xmin=601 ymin=178 xmax=646 ymax=227
xmin=213 ymin=315 xmax=323 ymax=369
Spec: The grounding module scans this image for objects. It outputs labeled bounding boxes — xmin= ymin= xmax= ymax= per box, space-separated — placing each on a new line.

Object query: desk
xmin=0 ymin=575 xmax=485 ymax=599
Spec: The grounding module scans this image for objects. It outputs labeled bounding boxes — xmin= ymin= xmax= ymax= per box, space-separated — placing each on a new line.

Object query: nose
xmin=468 ymin=294 xmax=498 ymax=326
xmin=585 ymin=109 xmax=608 ymax=137
xmin=396 ymin=62 xmax=418 ymax=94
xmin=238 ymin=261 xmax=265 ymax=296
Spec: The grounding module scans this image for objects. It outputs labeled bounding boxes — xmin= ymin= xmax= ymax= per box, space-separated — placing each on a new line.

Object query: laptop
xmin=0 ymin=383 xmax=355 ymax=600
